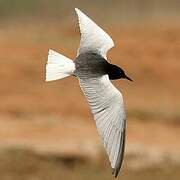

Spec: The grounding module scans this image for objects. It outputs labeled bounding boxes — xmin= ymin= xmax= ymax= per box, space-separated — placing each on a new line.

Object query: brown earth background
xmin=0 ymin=0 xmax=180 ymax=179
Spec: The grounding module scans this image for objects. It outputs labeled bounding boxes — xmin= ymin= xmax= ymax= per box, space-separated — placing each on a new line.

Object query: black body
xmin=74 ymin=52 xmax=132 ymax=81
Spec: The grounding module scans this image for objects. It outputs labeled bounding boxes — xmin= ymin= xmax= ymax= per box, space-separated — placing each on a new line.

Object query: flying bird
xmin=46 ymin=8 xmax=132 ymax=177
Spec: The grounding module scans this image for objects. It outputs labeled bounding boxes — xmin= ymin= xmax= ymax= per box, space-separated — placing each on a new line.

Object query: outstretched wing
xmin=79 ymin=75 xmax=126 ymax=177
xmin=75 ymin=8 xmax=114 ymax=60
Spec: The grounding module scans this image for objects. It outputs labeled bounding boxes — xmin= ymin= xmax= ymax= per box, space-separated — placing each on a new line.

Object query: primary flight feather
xmin=46 ymin=8 xmax=132 ymax=177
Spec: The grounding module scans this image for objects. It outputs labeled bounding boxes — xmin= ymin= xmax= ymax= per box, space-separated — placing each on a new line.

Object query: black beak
xmin=124 ymin=74 xmax=133 ymax=82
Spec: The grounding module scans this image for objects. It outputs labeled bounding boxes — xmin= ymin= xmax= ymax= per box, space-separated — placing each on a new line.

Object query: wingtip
xmin=111 ymin=130 xmax=126 ymax=178
xmin=75 ymin=8 xmax=85 ymax=16
xmin=75 ymin=8 xmax=80 ymax=13
xmin=48 ymin=49 xmax=54 ymax=55
xmin=75 ymin=8 xmax=81 ymax=21
xmin=112 ymin=168 xmax=118 ymax=178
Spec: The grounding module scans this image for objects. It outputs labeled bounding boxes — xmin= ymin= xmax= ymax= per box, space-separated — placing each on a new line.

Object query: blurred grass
xmin=127 ymin=109 xmax=180 ymax=124
xmin=0 ymin=0 xmax=180 ymax=24
xmin=0 ymin=148 xmax=179 ymax=180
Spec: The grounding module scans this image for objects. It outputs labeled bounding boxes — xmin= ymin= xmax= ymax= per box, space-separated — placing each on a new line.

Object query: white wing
xmin=75 ymin=8 xmax=114 ymax=60
xmin=79 ymin=75 xmax=126 ymax=177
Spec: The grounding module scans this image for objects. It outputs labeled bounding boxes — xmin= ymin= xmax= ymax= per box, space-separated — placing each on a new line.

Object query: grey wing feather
xmin=79 ymin=75 xmax=126 ymax=177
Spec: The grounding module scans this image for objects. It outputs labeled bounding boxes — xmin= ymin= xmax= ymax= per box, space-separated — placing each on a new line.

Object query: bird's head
xmin=108 ymin=64 xmax=133 ymax=81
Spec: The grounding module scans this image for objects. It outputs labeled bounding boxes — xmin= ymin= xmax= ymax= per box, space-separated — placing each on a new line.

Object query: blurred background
xmin=0 ymin=0 xmax=180 ymax=179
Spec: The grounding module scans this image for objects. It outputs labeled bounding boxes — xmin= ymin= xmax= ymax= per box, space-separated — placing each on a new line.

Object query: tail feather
xmin=46 ymin=50 xmax=75 ymax=81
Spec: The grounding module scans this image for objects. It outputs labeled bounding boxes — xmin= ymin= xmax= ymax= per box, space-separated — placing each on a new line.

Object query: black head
xmin=107 ymin=64 xmax=133 ymax=81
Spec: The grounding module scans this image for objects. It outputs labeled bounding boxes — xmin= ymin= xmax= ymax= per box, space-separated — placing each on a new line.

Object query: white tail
xmin=46 ymin=50 xmax=75 ymax=81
